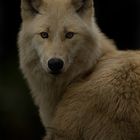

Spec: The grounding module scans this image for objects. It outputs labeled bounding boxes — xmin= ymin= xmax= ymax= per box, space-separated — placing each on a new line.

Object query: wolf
xmin=18 ymin=0 xmax=140 ymax=139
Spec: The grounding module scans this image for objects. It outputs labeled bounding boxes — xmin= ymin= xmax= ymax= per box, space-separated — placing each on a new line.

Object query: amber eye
xmin=65 ymin=32 xmax=75 ymax=39
xmin=40 ymin=32 xmax=49 ymax=39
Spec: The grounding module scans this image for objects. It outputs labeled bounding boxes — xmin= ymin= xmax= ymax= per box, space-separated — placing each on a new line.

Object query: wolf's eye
xmin=65 ymin=32 xmax=75 ymax=39
xmin=40 ymin=32 xmax=49 ymax=39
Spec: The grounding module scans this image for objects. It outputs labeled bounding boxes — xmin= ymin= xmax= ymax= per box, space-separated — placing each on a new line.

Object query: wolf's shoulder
xmin=92 ymin=50 xmax=140 ymax=95
xmin=101 ymin=50 xmax=140 ymax=81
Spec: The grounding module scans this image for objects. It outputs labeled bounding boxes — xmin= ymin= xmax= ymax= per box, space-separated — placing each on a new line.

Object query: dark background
xmin=0 ymin=0 xmax=140 ymax=140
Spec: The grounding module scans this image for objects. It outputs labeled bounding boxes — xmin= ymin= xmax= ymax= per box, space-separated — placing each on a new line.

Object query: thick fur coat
xmin=18 ymin=0 xmax=140 ymax=139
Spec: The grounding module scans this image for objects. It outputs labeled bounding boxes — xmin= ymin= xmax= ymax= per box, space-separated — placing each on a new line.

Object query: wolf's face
xmin=19 ymin=0 xmax=99 ymax=75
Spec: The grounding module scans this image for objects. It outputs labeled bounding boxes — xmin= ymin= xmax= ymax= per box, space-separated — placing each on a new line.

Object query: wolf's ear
xmin=72 ymin=0 xmax=94 ymax=17
xmin=21 ymin=0 xmax=42 ymax=19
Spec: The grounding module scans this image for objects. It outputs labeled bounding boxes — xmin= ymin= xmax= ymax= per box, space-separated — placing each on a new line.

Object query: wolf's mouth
xmin=49 ymin=70 xmax=62 ymax=75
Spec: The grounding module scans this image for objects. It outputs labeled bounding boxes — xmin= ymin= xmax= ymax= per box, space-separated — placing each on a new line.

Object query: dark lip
xmin=49 ymin=71 xmax=62 ymax=75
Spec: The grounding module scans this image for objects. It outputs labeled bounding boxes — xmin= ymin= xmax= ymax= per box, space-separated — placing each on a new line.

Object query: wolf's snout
xmin=48 ymin=58 xmax=64 ymax=74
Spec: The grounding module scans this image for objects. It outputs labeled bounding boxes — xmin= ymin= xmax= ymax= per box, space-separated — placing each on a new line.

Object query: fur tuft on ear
xmin=72 ymin=0 xmax=93 ymax=13
xmin=21 ymin=0 xmax=42 ymax=19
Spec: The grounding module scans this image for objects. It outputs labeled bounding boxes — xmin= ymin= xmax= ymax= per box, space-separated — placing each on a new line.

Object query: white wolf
xmin=18 ymin=0 xmax=140 ymax=139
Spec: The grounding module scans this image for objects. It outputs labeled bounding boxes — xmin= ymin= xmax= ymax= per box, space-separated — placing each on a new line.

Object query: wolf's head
xmin=19 ymin=0 xmax=101 ymax=76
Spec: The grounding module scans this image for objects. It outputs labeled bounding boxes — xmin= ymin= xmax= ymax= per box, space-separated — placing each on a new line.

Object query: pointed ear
xmin=72 ymin=0 xmax=94 ymax=17
xmin=21 ymin=0 xmax=42 ymax=19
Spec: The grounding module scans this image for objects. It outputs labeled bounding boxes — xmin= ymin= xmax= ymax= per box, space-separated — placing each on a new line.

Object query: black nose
xmin=48 ymin=58 xmax=64 ymax=74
